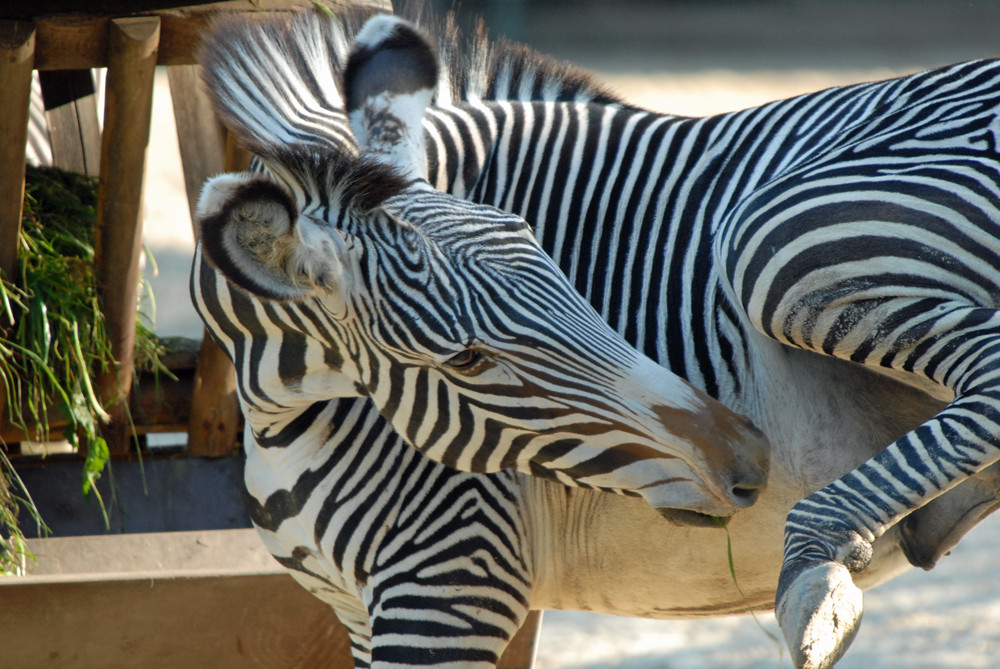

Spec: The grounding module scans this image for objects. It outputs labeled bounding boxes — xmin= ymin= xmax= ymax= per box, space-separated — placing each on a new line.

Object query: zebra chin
xmin=632 ymin=462 xmax=766 ymax=526
xmin=657 ymin=508 xmax=732 ymax=529
xmin=647 ymin=487 xmax=761 ymax=528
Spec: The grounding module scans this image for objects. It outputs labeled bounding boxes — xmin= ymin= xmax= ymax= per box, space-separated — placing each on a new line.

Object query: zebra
xmin=191 ymin=9 xmax=1000 ymax=669
xmin=193 ymin=10 xmax=769 ymax=666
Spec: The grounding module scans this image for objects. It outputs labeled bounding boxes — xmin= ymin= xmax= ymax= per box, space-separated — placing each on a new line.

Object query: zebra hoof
xmin=776 ymin=562 xmax=863 ymax=669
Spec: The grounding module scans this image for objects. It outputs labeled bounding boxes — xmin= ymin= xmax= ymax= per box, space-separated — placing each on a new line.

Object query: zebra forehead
xmin=258 ymin=143 xmax=410 ymax=216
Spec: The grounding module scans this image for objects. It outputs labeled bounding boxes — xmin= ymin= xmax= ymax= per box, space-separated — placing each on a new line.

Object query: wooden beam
xmin=183 ymin=127 xmax=254 ymax=458
xmin=0 ymin=19 xmax=34 ymax=436
xmin=0 ymin=19 xmax=34 ymax=281
xmin=30 ymin=1 xmax=387 ymax=71
xmin=1 ymin=365 xmax=200 ymax=444
xmin=94 ymin=16 xmax=160 ymax=455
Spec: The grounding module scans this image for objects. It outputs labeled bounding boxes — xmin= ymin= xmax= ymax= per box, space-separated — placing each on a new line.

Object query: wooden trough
xmin=0 ymin=1 xmax=542 ymax=666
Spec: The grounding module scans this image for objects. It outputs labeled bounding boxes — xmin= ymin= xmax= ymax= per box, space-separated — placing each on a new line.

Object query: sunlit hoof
xmin=776 ymin=562 xmax=863 ymax=669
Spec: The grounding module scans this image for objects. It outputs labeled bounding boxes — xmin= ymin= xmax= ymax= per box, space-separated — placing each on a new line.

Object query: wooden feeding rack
xmin=0 ymin=1 xmax=543 ymax=667
xmin=0 ymin=0 xmax=293 ymax=457
xmin=0 ymin=0 xmax=372 ymax=457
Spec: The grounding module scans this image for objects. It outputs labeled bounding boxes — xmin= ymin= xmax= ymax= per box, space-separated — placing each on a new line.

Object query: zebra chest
xmin=242 ymin=399 xmax=534 ymax=600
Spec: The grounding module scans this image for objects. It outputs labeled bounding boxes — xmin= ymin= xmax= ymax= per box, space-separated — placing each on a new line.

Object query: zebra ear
xmin=197 ymin=172 xmax=352 ymax=306
xmin=344 ymin=15 xmax=438 ymax=179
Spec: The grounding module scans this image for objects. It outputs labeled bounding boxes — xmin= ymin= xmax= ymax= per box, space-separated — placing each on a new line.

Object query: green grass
xmin=0 ymin=166 xmax=168 ymax=575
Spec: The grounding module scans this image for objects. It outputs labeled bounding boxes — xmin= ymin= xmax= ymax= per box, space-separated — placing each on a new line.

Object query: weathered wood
xmin=498 ymin=611 xmax=544 ymax=669
xmin=224 ymin=128 xmax=253 ymax=173
xmin=169 ymin=66 xmax=245 ymax=458
xmin=0 ymin=19 xmax=34 ymax=438
xmin=2 ymin=530 xmax=354 ymax=669
xmin=29 ymin=1 xmax=386 ymax=71
xmin=1 ymin=338 xmax=207 ymax=445
xmin=166 ymin=64 xmax=226 ymax=223
xmin=186 ymin=336 xmax=242 ymax=457
xmin=0 ymin=19 xmax=34 ymax=281
xmin=1 ymin=338 xmax=200 ymax=444
xmin=94 ymin=16 xmax=161 ymax=455
xmin=38 ymin=69 xmax=101 ymax=176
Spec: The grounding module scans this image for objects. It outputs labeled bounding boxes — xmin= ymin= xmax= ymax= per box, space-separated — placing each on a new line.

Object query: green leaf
xmin=82 ymin=436 xmax=109 ymax=497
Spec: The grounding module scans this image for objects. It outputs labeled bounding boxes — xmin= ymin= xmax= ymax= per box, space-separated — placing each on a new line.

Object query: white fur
xmin=350 ymin=89 xmax=433 ymax=179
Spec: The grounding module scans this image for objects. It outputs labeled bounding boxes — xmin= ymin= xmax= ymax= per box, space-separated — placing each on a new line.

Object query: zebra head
xmin=195 ymin=13 xmax=770 ymax=526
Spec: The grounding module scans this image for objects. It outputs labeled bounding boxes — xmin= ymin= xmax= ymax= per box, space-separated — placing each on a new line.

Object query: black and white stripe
xmin=426 ymin=52 xmax=1000 ymax=666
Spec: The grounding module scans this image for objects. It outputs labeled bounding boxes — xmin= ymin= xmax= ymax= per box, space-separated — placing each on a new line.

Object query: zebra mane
xmin=264 ymin=144 xmax=409 ymax=216
xmin=422 ymin=10 xmax=624 ymax=106
xmin=198 ymin=6 xmax=623 ymax=161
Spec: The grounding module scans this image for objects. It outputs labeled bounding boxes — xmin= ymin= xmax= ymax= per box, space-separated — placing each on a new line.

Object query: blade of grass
xmin=715 ymin=516 xmax=784 ymax=665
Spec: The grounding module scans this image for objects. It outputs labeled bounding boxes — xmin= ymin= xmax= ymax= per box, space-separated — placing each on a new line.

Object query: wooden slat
xmin=184 ymin=133 xmax=252 ymax=457
xmin=2 ymin=362 xmax=197 ymax=445
xmin=0 ymin=19 xmax=34 ymax=281
xmin=2 ymin=530 xmax=355 ymax=669
xmin=185 ymin=336 xmax=242 ymax=457
xmin=498 ymin=611 xmax=544 ymax=669
xmin=94 ymin=16 xmax=161 ymax=455
xmin=38 ymin=69 xmax=101 ymax=176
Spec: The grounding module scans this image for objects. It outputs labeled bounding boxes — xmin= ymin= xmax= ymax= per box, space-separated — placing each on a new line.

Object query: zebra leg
xmin=898 ymin=459 xmax=1000 ymax=570
xmin=774 ymin=305 xmax=1000 ymax=669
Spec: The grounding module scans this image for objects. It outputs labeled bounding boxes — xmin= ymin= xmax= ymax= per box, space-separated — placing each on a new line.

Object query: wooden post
xmin=0 ymin=20 xmax=35 ymax=282
xmin=0 ymin=19 xmax=35 ymax=438
xmin=167 ymin=64 xmax=244 ymax=457
xmin=497 ymin=611 xmax=543 ymax=669
xmin=166 ymin=64 xmax=225 ymax=223
xmin=94 ymin=16 xmax=160 ymax=455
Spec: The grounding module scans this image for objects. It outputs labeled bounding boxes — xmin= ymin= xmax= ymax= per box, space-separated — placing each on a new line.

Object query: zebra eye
xmin=444 ymin=349 xmax=482 ymax=369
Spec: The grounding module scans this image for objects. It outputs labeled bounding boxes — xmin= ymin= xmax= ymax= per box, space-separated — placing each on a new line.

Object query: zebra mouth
xmin=658 ymin=508 xmax=729 ymax=528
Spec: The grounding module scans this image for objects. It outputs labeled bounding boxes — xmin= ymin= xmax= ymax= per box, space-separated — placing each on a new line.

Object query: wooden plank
xmin=31 ymin=0 xmax=387 ymax=71
xmin=38 ymin=69 xmax=102 ymax=176
xmin=1 ymin=530 xmax=355 ymax=668
xmin=498 ymin=610 xmax=544 ymax=669
xmin=94 ymin=16 xmax=160 ymax=455
xmin=185 ymin=335 xmax=242 ymax=457
xmin=224 ymin=128 xmax=253 ymax=173
xmin=1 ymin=366 xmax=196 ymax=444
xmin=0 ymin=19 xmax=34 ymax=281
xmin=186 ymin=135 xmax=244 ymax=456
xmin=0 ymin=0 xmax=222 ymax=15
